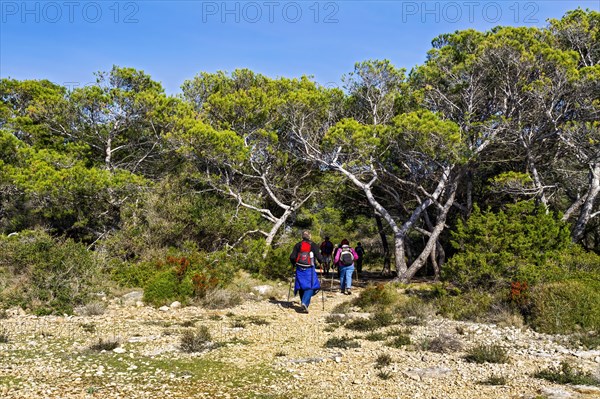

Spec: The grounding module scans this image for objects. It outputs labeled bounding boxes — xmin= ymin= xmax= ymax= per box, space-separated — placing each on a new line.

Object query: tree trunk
xmin=435 ymin=240 xmax=445 ymax=280
xmin=105 ymin=137 xmax=112 ymax=170
xmin=528 ymin=154 xmax=549 ymax=209
xmin=429 ymin=244 xmax=438 ymax=280
xmin=375 ymin=214 xmax=392 ymax=275
xmin=572 ymin=163 xmax=600 ymax=242
xmin=398 ymin=182 xmax=457 ymax=283
xmin=393 ymin=235 xmax=407 ymax=277
xmin=466 ymin=169 xmax=473 ymax=216
xmin=262 ymin=207 xmax=294 ymax=259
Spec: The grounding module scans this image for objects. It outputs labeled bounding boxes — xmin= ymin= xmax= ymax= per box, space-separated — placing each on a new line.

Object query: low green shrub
xmin=534 ymin=361 xmax=600 ymax=386
xmin=0 ymin=331 xmax=9 ymax=343
xmin=354 ymin=283 xmax=399 ymax=310
xmin=479 ymin=374 xmax=507 ymax=386
xmin=568 ymin=332 xmax=600 ymax=350
xmin=143 ymin=270 xmax=186 ymax=306
xmin=0 ymin=229 xmax=103 ymax=315
xmin=375 ymin=353 xmax=392 ymax=369
xmin=324 ymin=336 xmax=360 ymax=349
xmin=138 ymin=248 xmax=237 ymax=307
xmin=346 ymin=311 xmax=395 ymax=331
xmin=364 ymin=332 xmax=386 ymax=341
xmin=420 ymin=334 xmax=463 ymax=353
xmin=180 ymin=326 xmax=213 ymax=353
xmin=435 ymin=290 xmax=496 ymax=321
xmin=88 ymin=338 xmax=119 ymax=352
xmin=386 ymin=335 xmax=411 ymax=348
xmin=196 ymin=288 xmax=243 ymax=309
xmin=376 ymin=371 xmax=393 ymax=380
xmin=259 ymin=246 xmax=293 ymax=281
xmin=464 ymin=344 xmax=509 ymax=364
xmin=396 ymin=297 xmax=431 ymax=325
xmin=528 ymin=280 xmax=600 ymax=334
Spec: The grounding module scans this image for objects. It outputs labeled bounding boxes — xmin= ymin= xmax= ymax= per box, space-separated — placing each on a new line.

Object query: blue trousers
xmin=299 ymin=289 xmax=314 ymax=307
xmin=339 ymin=265 xmax=354 ymax=291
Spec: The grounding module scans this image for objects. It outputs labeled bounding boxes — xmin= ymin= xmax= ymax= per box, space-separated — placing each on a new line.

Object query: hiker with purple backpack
xmin=333 ymin=238 xmax=358 ymax=295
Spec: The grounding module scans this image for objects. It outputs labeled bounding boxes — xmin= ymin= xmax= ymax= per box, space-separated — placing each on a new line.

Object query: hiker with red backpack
xmin=289 ymin=230 xmax=324 ymax=313
xmin=333 ymin=238 xmax=359 ymax=295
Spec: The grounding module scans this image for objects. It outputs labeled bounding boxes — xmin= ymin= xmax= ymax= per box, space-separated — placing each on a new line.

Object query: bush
xmin=364 ymin=332 xmax=386 ymax=341
xmin=444 ymin=201 xmax=573 ymax=290
xmin=355 ymin=283 xmax=399 ymax=310
xmin=464 ymin=344 xmax=509 ymax=364
xmin=180 ymin=326 xmax=213 ymax=353
xmin=0 ymin=331 xmax=9 ymax=343
xmin=143 ymin=270 xmax=183 ymax=306
xmin=88 ymin=338 xmax=119 ymax=352
xmin=396 ymin=297 xmax=432 ymax=325
xmin=568 ymin=332 xmax=600 ymax=350
xmin=479 ymin=374 xmax=507 ymax=386
xmin=528 ymin=280 xmax=600 ymax=334
xmin=74 ymin=302 xmax=106 ymax=316
xmin=259 ymin=246 xmax=294 ymax=281
xmin=376 ymin=371 xmax=393 ymax=380
xmin=134 ymin=248 xmax=237 ymax=307
xmin=324 ymin=336 xmax=360 ymax=349
xmin=421 ymin=334 xmax=463 ymax=353
xmin=386 ymin=335 xmax=411 ymax=348
xmin=346 ymin=311 xmax=395 ymax=331
xmin=0 ymin=230 xmax=103 ymax=315
xmin=434 ymin=290 xmax=496 ymax=321
xmin=196 ymin=288 xmax=243 ymax=309
xmin=375 ymin=353 xmax=392 ymax=369
xmin=534 ymin=361 xmax=600 ymax=386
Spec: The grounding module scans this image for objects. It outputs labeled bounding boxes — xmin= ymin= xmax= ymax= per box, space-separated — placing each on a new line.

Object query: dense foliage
xmin=2 ymin=9 xmax=600 ymax=326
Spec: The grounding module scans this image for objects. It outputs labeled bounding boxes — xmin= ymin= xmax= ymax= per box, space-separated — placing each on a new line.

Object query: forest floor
xmin=1 ymin=271 xmax=600 ymax=399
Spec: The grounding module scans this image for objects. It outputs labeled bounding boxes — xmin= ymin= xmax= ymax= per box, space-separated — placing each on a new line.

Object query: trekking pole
xmin=287 ymin=267 xmax=295 ymax=306
xmin=354 ymin=267 xmax=359 ymax=286
xmin=330 ymin=264 xmax=335 ymax=292
xmin=320 ymin=264 xmax=325 ymax=311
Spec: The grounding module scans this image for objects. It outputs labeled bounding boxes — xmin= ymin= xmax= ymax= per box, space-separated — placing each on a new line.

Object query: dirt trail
xmin=1 ymin=273 xmax=599 ymax=399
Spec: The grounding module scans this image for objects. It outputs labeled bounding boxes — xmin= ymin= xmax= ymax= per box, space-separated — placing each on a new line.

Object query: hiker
xmin=289 ymin=230 xmax=324 ymax=313
xmin=355 ymin=242 xmax=365 ymax=276
xmin=334 ymin=239 xmax=358 ymax=295
xmin=320 ymin=236 xmax=334 ymax=276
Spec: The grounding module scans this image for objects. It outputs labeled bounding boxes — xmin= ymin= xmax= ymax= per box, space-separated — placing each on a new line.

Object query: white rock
xmin=122 ymin=291 xmax=143 ymax=302
xmin=136 ymin=301 xmax=144 ymax=307
xmin=403 ymin=371 xmax=422 ymax=381
xmin=113 ymin=347 xmax=126 ymax=354
xmin=334 ymin=356 xmax=342 ymax=363
xmin=252 ymin=285 xmax=273 ymax=295
xmin=540 ymin=387 xmax=573 ymax=399
xmin=159 ymin=306 xmax=170 ymax=312
xmin=170 ymin=301 xmax=181 ymax=309
xmin=6 ymin=307 xmax=26 ymax=317
xmin=574 ymin=350 xmax=600 ymax=359
xmin=573 ymin=385 xmax=600 ymax=395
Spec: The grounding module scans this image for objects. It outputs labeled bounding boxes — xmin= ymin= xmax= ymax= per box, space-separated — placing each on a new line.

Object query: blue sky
xmin=1 ymin=0 xmax=599 ymax=94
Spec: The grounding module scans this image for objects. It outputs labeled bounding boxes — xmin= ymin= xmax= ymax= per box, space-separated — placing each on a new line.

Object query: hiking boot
xmin=302 ymin=304 xmax=309 ymax=314
xmin=345 ymin=290 xmax=352 ymax=295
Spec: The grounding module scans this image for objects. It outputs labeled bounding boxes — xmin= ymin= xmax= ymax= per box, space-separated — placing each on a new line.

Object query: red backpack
xmin=296 ymin=241 xmax=312 ymax=267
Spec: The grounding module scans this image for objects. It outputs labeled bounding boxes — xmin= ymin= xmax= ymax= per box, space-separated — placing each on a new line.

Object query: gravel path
xmin=1 ymin=281 xmax=600 ymax=399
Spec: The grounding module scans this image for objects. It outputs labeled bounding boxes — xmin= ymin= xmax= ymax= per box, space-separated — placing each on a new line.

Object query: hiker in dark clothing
xmin=355 ymin=242 xmax=365 ymax=276
xmin=289 ymin=230 xmax=324 ymax=313
xmin=320 ymin=236 xmax=334 ymax=276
